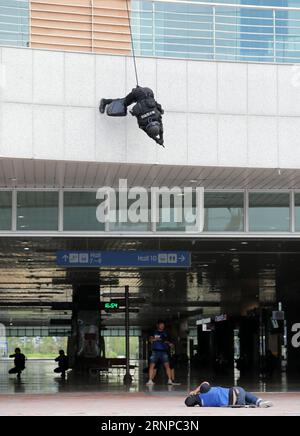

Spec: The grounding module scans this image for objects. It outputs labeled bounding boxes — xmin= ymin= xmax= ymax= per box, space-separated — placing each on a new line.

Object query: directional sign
xmin=56 ymin=250 xmax=191 ymax=268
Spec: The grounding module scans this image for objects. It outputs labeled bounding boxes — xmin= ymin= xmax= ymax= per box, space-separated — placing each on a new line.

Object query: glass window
xmin=294 ymin=193 xmax=300 ymax=232
xmin=17 ymin=191 xmax=58 ymax=231
xmin=0 ymin=1 xmax=29 ymax=47
xmin=133 ymin=1 xmax=300 ymax=63
xmin=64 ymin=192 xmax=105 ymax=231
xmin=0 ymin=191 xmax=12 ymax=230
xmin=204 ymin=192 xmax=244 ymax=232
xmin=110 ymin=191 xmax=151 ymax=232
xmin=249 ymin=193 xmax=290 ymax=231
xmin=157 ymin=190 xmax=197 ymax=232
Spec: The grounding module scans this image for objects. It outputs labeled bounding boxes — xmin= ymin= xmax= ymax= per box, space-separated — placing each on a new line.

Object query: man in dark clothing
xmin=185 ymin=381 xmax=273 ymax=408
xmin=99 ymin=86 xmax=165 ymax=146
xmin=54 ymin=349 xmax=69 ymax=378
xmin=9 ymin=348 xmax=26 ymax=379
xmin=146 ymin=320 xmax=174 ymax=386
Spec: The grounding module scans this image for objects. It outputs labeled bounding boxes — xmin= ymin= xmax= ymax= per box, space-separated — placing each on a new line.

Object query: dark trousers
xmin=9 ymin=367 xmax=23 ymax=375
xmin=54 ymin=367 xmax=67 ymax=376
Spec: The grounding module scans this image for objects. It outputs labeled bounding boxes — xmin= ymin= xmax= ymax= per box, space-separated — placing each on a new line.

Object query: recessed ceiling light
xmin=230 ymin=248 xmax=237 ymax=251
xmin=241 ymin=242 xmax=248 ymax=245
xmin=24 ymin=247 xmax=30 ymax=251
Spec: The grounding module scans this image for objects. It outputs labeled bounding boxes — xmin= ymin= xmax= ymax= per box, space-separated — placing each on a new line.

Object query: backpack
xmin=106 ymin=98 xmax=127 ymax=117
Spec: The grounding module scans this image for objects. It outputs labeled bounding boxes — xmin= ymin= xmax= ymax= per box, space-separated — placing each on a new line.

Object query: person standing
xmin=146 ymin=320 xmax=175 ymax=386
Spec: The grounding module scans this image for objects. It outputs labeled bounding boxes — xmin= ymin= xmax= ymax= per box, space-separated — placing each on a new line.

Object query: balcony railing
xmin=1 ymin=1 xmax=300 ymax=63
xmin=132 ymin=0 xmax=300 ymax=63
xmin=0 ymin=0 xmax=29 ymax=47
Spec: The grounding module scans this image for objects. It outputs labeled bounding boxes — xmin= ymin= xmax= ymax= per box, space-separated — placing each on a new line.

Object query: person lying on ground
xmin=184 ymin=381 xmax=273 ymax=408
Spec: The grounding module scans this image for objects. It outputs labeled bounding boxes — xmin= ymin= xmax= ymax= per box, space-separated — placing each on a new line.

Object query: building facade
xmin=2 ymin=0 xmax=300 ymax=374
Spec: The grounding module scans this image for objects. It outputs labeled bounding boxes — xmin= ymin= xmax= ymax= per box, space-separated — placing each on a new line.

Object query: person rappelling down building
xmin=99 ymin=86 xmax=165 ymax=147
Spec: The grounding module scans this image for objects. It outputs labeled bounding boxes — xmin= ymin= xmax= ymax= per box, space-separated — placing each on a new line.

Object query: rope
xmin=125 ymin=0 xmax=139 ymax=86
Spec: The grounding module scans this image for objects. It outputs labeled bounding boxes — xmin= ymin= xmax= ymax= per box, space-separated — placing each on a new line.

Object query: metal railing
xmin=2 ymin=0 xmax=300 ymax=63
xmin=0 ymin=1 xmax=29 ymax=47
xmin=131 ymin=0 xmax=300 ymax=63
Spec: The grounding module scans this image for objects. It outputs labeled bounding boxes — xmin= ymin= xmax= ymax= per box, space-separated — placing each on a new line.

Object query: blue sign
xmin=56 ymin=251 xmax=191 ymax=268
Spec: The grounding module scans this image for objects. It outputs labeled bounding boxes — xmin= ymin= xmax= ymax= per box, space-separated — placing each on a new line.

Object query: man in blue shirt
xmin=185 ymin=381 xmax=273 ymax=408
xmin=146 ymin=320 xmax=174 ymax=386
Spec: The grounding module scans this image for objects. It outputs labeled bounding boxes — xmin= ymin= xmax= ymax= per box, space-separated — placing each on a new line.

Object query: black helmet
xmin=143 ymin=87 xmax=154 ymax=98
xmin=146 ymin=121 xmax=160 ymax=138
xmin=185 ymin=395 xmax=200 ymax=407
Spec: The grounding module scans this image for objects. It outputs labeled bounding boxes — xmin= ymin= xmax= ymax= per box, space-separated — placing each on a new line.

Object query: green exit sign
xmin=100 ymin=301 xmax=120 ymax=311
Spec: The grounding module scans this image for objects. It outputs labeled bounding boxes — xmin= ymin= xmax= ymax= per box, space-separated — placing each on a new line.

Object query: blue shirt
xmin=152 ymin=330 xmax=169 ymax=352
xmin=198 ymin=387 xmax=230 ymax=407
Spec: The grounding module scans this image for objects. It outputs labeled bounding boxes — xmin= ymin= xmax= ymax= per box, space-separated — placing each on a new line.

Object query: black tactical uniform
xmin=9 ymin=350 xmax=26 ymax=378
xmin=100 ymin=86 xmax=164 ymax=146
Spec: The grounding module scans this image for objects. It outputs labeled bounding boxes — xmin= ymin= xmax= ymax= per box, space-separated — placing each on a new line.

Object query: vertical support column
xmin=12 ymin=190 xmax=17 ymax=232
xmin=244 ymin=189 xmax=249 ymax=233
xmin=123 ymin=285 xmax=133 ymax=384
xmin=58 ymin=189 xmax=64 ymax=232
xmin=273 ymin=9 xmax=276 ymax=63
xmin=291 ymin=190 xmax=295 ymax=233
xmin=152 ymin=0 xmax=156 ymax=57
xmin=212 ymin=6 xmax=216 ymax=60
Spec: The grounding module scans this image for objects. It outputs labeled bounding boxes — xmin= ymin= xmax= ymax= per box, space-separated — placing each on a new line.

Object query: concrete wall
xmin=1 ymin=46 xmax=300 ymax=169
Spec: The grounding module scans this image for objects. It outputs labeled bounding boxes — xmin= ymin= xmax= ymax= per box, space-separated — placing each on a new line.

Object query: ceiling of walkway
xmin=2 ymin=158 xmax=300 ymax=189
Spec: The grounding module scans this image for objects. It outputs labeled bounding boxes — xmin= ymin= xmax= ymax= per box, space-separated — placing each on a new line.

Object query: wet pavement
xmin=0 ymin=391 xmax=300 ymax=416
xmin=1 ymin=360 xmax=300 ymax=415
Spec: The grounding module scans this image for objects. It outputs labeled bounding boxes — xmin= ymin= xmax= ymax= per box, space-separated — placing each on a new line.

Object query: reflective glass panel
xmin=64 ymin=192 xmax=105 ymax=231
xmin=0 ymin=1 xmax=29 ymax=47
xmin=17 ymin=191 xmax=58 ymax=231
xmin=249 ymin=193 xmax=290 ymax=231
xmin=0 ymin=191 xmax=12 ymax=230
xmin=294 ymin=193 xmax=300 ymax=232
xmin=110 ymin=191 xmax=151 ymax=231
xmin=204 ymin=192 xmax=244 ymax=232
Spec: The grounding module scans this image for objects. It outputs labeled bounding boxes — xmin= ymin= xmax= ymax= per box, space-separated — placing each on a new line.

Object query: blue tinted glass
xmin=17 ymin=191 xmax=59 ymax=231
xmin=0 ymin=191 xmax=12 ymax=230
xmin=249 ymin=193 xmax=290 ymax=232
xmin=132 ymin=0 xmax=300 ymax=63
xmin=64 ymin=192 xmax=105 ymax=231
xmin=0 ymin=1 xmax=29 ymax=47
